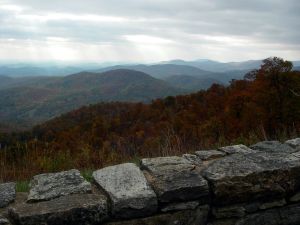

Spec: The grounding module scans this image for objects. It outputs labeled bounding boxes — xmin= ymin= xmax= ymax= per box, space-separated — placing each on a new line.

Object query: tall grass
xmin=0 ymin=132 xmax=298 ymax=182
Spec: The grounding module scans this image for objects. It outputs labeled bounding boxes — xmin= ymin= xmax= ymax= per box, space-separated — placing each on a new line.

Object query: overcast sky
xmin=0 ymin=0 xmax=299 ymax=62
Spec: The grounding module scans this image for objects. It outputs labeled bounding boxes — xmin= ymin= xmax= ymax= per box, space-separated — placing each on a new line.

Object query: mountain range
xmin=0 ymin=69 xmax=182 ymax=128
xmin=0 ymin=58 xmax=299 ymax=129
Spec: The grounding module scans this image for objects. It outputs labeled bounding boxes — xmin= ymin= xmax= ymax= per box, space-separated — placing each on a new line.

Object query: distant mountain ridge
xmin=95 ymin=63 xmax=250 ymax=84
xmin=96 ymin=64 xmax=216 ymax=79
xmin=160 ymin=59 xmax=300 ymax=72
xmin=1 ymin=58 xmax=299 ymax=130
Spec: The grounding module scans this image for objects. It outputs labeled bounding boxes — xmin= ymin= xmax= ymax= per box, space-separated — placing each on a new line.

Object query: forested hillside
xmin=0 ymin=69 xmax=182 ymax=127
xmin=1 ymin=57 xmax=299 ymax=181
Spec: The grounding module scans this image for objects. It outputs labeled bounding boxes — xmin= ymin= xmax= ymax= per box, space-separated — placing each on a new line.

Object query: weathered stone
xmin=259 ymin=198 xmax=286 ymax=210
xmin=213 ymin=198 xmax=287 ymax=220
xmin=161 ymin=201 xmax=199 ymax=212
xmin=250 ymin=140 xmax=296 ymax=153
xmin=292 ymin=151 xmax=300 ymax=158
xmin=0 ymin=183 xmax=16 ymax=208
xmin=195 ymin=150 xmax=226 ymax=160
xmin=27 ymin=169 xmax=91 ymax=202
xmin=208 ymin=219 xmax=237 ymax=225
xmin=236 ymin=203 xmax=300 ymax=225
xmin=182 ymin=154 xmax=202 ymax=165
xmin=286 ymin=138 xmax=300 ymax=149
xmin=219 ymin=144 xmax=255 ymax=155
xmin=93 ymin=163 xmax=157 ymax=219
xmin=141 ymin=156 xmax=209 ymax=203
xmin=202 ymin=151 xmax=300 ymax=205
xmin=9 ymin=194 xmax=108 ymax=225
xmin=290 ymin=192 xmax=300 ymax=202
xmin=105 ymin=205 xmax=209 ymax=225
xmin=213 ymin=205 xmax=246 ymax=219
xmin=0 ymin=215 xmax=10 ymax=225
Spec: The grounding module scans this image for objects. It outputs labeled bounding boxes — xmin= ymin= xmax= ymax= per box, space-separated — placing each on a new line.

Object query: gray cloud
xmin=0 ymin=0 xmax=299 ymax=62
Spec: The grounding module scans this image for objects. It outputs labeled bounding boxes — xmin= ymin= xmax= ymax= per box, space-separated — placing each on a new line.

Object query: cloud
xmin=0 ymin=0 xmax=299 ymax=62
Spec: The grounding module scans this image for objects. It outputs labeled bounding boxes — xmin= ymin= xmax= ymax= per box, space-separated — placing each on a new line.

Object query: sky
xmin=0 ymin=0 xmax=299 ymax=63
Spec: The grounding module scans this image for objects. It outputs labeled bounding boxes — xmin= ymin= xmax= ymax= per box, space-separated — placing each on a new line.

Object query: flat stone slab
xmin=195 ymin=150 xmax=226 ymax=160
xmin=0 ymin=183 xmax=16 ymax=208
xmin=104 ymin=205 xmax=209 ymax=225
xmin=141 ymin=156 xmax=209 ymax=203
xmin=27 ymin=169 xmax=91 ymax=202
xmin=250 ymin=140 xmax=296 ymax=153
xmin=92 ymin=163 xmax=157 ymax=219
xmin=219 ymin=144 xmax=255 ymax=155
xmin=9 ymin=194 xmax=108 ymax=225
xmin=285 ymin=138 xmax=300 ymax=149
xmin=202 ymin=151 xmax=300 ymax=205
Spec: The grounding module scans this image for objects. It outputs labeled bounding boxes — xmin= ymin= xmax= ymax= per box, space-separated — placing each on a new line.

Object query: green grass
xmin=129 ymin=156 xmax=141 ymax=166
xmin=81 ymin=169 xmax=93 ymax=182
xmin=16 ymin=180 xmax=30 ymax=192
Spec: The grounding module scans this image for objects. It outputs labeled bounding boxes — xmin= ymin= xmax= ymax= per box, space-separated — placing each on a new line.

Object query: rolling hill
xmin=0 ymin=75 xmax=14 ymax=88
xmin=96 ymin=64 xmax=219 ymax=79
xmin=0 ymin=69 xmax=183 ymax=127
xmin=95 ymin=63 xmax=250 ymax=84
xmin=164 ymin=75 xmax=222 ymax=90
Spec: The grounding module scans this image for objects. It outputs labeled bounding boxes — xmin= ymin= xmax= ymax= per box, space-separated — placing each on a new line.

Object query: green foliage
xmin=16 ymin=180 xmax=30 ymax=192
xmin=81 ymin=169 xmax=94 ymax=183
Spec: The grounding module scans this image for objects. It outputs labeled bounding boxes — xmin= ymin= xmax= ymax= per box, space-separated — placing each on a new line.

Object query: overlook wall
xmin=1 ymin=138 xmax=300 ymax=225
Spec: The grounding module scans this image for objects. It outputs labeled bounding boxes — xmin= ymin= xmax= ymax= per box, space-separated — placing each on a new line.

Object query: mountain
xmin=96 ymin=64 xmax=219 ymax=79
xmin=0 ymin=75 xmax=14 ymax=88
xmin=0 ymin=65 xmax=85 ymax=77
xmin=161 ymin=59 xmax=262 ymax=72
xmin=3 ymin=62 xmax=299 ymax=180
xmin=95 ymin=63 xmax=251 ymax=84
xmin=161 ymin=59 xmax=300 ymax=73
xmin=0 ymin=76 xmax=60 ymax=90
xmin=0 ymin=69 xmax=182 ymax=127
xmin=164 ymin=75 xmax=222 ymax=91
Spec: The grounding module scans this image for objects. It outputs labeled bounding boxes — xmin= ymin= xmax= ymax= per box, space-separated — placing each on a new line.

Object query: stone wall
xmin=1 ymin=138 xmax=300 ymax=225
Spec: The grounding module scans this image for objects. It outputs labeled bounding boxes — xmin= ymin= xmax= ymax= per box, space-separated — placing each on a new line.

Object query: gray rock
xmin=290 ymin=192 xmax=300 ymax=202
xmin=0 ymin=215 xmax=10 ymax=225
xmin=161 ymin=201 xmax=199 ymax=212
xmin=236 ymin=203 xmax=300 ymax=225
xmin=286 ymin=138 xmax=300 ymax=149
xmin=259 ymin=198 xmax=286 ymax=210
xmin=182 ymin=154 xmax=202 ymax=165
xmin=27 ymin=169 xmax=91 ymax=202
xmin=219 ymin=144 xmax=255 ymax=155
xmin=0 ymin=183 xmax=16 ymax=208
xmin=250 ymin=140 xmax=296 ymax=153
xmin=292 ymin=151 xmax=300 ymax=158
xmin=213 ymin=198 xmax=287 ymax=220
xmin=9 ymin=194 xmax=108 ymax=225
xmin=104 ymin=205 xmax=209 ymax=225
xmin=195 ymin=150 xmax=226 ymax=160
xmin=141 ymin=156 xmax=209 ymax=203
xmin=202 ymin=151 xmax=300 ymax=205
xmin=208 ymin=219 xmax=237 ymax=225
xmin=92 ymin=163 xmax=157 ymax=219
xmin=213 ymin=205 xmax=246 ymax=219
